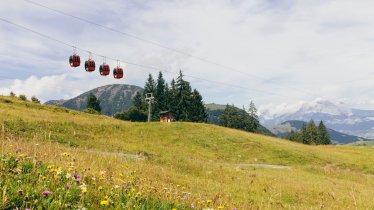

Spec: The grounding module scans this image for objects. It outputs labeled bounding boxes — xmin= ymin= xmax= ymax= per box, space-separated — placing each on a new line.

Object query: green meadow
xmin=1 ymin=96 xmax=374 ymax=209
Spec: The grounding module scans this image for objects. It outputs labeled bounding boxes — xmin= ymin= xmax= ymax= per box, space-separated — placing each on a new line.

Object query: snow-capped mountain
xmin=260 ymin=99 xmax=374 ymax=139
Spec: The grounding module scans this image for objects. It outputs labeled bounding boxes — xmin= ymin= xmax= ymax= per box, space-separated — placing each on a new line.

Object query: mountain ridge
xmin=260 ymin=99 xmax=374 ymax=139
xmin=266 ymin=120 xmax=369 ymax=144
xmin=45 ymin=84 xmax=143 ymax=116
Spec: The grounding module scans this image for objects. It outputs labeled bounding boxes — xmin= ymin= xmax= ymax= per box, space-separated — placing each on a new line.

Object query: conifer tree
xmin=286 ymin=130 xmax=301 ymax=142
xmin=144 ymin=74 xmax=156 ymax=97
xmin=318 ymin=121 xmax=331 ymax=145
xmin=300 ymin=123 xmax=309 ymax=144
xmin=86 ymin=93 xmax=101 ymax=113
xmin=189 ymin=89 xmax=208 ymax=122
xmin=154 ymin=72 xmax=167 ymax=120
xmin=132 ymin=91 xmax=144 ymax=110
xmin=175 ymin=70 xmax=193 ymax=121
xmin=248 ymin=101 xmax=260 ymax=132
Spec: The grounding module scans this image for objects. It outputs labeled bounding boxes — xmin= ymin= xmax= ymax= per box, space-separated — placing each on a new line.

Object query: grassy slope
xmin=1 ymin=96 xmax=374 ymax=209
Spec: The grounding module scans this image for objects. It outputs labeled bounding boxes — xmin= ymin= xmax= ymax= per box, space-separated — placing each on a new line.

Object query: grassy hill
xmin=1 ymin=96 xmax=374 ymax=209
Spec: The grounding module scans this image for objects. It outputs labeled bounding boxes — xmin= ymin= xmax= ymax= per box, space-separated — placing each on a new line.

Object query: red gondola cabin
xmin=69 ymin=54 xmax=80 ymax=67
xmin=113 ymin=67 xmax=123 ymax=79
xmin=85 ymin=59 xmax=95 ymax=72
xmin=99 ymin=64 xmax=110 ymax=76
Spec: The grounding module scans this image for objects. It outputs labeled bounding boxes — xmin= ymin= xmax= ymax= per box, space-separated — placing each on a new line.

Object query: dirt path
xmin=238 ymin=163 xmax=291 ymax=169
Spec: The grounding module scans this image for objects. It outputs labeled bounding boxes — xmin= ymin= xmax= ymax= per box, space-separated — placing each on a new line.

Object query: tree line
xmin=219 ymin=102 xmax=260 ymax=133
xmin=115 ymin=71 xmax=207 ymax=122
xmin=286 ymin=120 xmax=331 ymax=145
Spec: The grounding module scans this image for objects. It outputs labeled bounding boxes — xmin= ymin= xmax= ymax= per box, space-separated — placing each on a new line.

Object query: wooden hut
xmin=160 ymin=111 xmax=174 ymax=122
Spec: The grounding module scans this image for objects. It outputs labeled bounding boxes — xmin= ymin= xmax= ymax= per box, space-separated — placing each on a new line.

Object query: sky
xmin=0 ymin=0 xmax=373 ymax=115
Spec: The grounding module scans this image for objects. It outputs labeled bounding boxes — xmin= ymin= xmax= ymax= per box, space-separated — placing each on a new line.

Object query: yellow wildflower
xmin=207 ymin=199 xmax=212 ymax=203
xmin=98 ymin=186 xmax=103 ymax=190
xmin=62 ymin=152 xmax=70 ymax=157
xmin=100 ymin=200 xmax=109 ymax=206
xmin=218 ymin=206 xmax=224 ymax=209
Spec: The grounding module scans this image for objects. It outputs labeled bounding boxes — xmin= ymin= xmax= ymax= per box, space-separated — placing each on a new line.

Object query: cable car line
xmin=22 ymin=0 xmax=325 ymax=99
xmin=0 ymin=17 xmax=302 ymax=100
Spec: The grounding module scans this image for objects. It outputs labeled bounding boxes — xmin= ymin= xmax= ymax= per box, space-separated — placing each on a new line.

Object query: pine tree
xmin=286 ymin=130 xmax=302 ymax=143
xmin=132 ymin=91 xmax=144 ymax=110
xmin=154 ymin=72 xmax=167 ymax=120
xmin=318 ymin=121 xmax=331 ymax=145
xmin=144 ymin=74 xmax=156 ymax=97
xmin=248 ymin=101 xmax=259 ymax=132
xmin=189 ymin=89 xmax=208 ymax=122
xmin=220 ymin=105 xmax=243 ymax=129
xmin=175 ymin=70 xmax=193 ymax=121
xmin=86 ymin=93 xmax=101 ymax=113
xmin=304 ymin=120 xmax=318 ymax=144
xmin=300 ymin=123 xmax=309 ymax=144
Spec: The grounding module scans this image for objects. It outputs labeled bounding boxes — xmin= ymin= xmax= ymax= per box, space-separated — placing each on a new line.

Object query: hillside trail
xmin=67 ymin=148 xmax=291 ymax=168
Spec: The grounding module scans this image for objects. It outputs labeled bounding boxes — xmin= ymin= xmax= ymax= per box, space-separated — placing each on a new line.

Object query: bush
xmin=31 ymin=96 xmax=41 ymax=104
xmin=114 ymin=107 xmax=147 ymax=122
xmin=9 ymin=91 xmax=16 ymax=97
xmin=19 ymin=94 xmax=27 ymax=101
xmin=82 ymin=108 xmax=101 ymax=115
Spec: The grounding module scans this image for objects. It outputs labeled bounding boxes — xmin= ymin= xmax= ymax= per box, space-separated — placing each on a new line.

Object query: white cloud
xmin=0 ymin=0 xmax=373 ymax=109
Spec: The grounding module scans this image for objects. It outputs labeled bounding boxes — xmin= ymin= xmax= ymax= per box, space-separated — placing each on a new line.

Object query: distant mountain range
xmin=45 ymin=84 xmax=142 ymax=116
xmin=260 ymin=99 xmax=374 ymax=139
xmin=266 ymin=120 xmax=368 ymax=144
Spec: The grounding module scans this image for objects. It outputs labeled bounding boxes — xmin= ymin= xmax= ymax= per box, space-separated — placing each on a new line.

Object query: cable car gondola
xmin=69 ymin=47 xmax=80 ymax=67
xmin=85 ymin=52 xmax=95 ymax=72
xmin=85 ymin=59 xmax=95 ymax=72
xmin=99 ymin=63 xmax=110 ymax=76
xmin=113 ymin=61 xmax=123 ymax=79
xmin=113 ymin=67 xmax=123 ymax=79
xmin=99 ymin=57 xmax=110 ymax=76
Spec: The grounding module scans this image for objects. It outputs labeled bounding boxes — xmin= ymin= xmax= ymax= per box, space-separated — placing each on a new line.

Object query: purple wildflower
xmin=73 ymin=174 xmax=82 ymax=183
xmin=42 ymin=190 xmax=52 ymax=197
xmin=66 ymin=184 xmax=71 ymax=189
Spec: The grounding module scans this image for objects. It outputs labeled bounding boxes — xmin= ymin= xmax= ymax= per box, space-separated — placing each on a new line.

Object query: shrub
xmin=82 ymin=108 xmax=101 ymax=115
xmin=19 ymin=94 xmax=27 ymax=101
xmin=31 ymin=96 xmax=41 ymax=104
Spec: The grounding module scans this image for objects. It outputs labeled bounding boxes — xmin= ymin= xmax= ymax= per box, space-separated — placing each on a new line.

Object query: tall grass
xmin=1 ymin=96 xmax=374 ymax=209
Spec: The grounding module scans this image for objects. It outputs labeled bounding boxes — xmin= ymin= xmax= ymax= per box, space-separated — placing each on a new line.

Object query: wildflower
xmin=218 ymin=206 xmax=224 ymax=209
xmin=16 ymin=148 xmax=23 ymax=153
xmin=80 ymin=184 xmax=87 ymax=194
xmin=100 ymin=200 xmax=109 ymax=206
xmin=62 ymin=152 xmax=70 ymax=157
xmin=66 ymin=184 xmax=71 ymax=189
xmin=206 ymin=199 xmax=212 ymax=204
xmin=74 ymin=174 xmax=82 ymax=183
xmin=98 ymin=186 xmax=103 ymax=190
xmin=172 ymin=208 xmax=177 ymax=210
xmin=42 ymin=190 xmax=52 ymax=197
